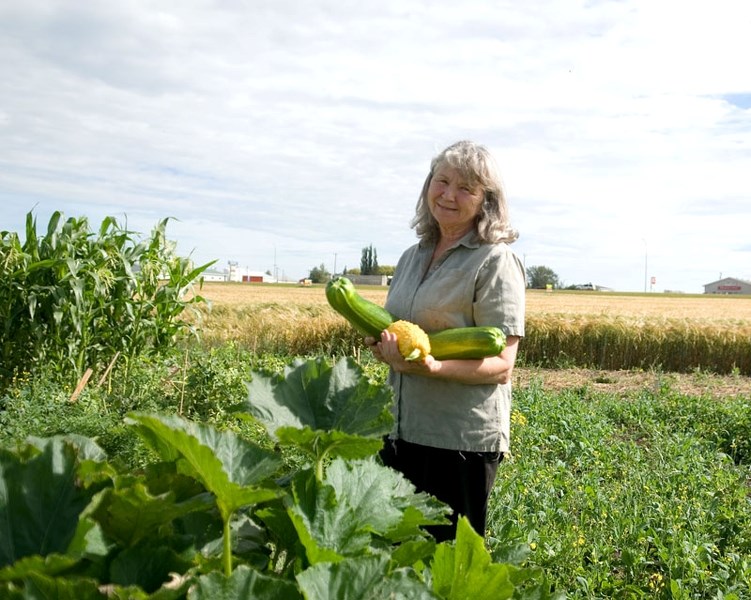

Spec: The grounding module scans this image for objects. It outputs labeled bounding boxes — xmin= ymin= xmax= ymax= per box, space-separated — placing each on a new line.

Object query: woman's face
xmin=427 ymin=163 xmax=484 ymax=236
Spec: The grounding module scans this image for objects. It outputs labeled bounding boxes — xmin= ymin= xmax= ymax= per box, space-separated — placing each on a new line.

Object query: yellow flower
xmin=529 ymin=542 xmax=537 ymax=550
xmin=648 ymin=573 xmax=664 ymax=591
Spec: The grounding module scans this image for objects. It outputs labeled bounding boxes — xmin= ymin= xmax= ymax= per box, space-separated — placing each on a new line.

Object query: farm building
xmin=703 ymin=277 xmax=751 ymax=295
xmin=201 ymin=270 xmax=227 ymax=282
xmin=242 ymin=271 xmax=276 ymax=283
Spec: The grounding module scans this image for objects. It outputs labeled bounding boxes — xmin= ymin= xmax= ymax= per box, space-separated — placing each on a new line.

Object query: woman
xmin=367 ymin=140 xmax=526 ymax=541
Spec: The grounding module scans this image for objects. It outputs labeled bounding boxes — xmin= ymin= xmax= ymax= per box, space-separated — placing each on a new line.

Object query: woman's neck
xmin=437 ymin=225 xmax=472 ymax=247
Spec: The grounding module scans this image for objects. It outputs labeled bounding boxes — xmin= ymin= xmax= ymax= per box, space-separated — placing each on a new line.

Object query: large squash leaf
xmin=109 ymin=542 xmax=192 ymax=593
xmin=188 ymin=564 xmax=302 ymax=600
xmin=126 ymin=414 xmax=283 ymax=519
xmin=0 ymin=435 xmax=107 ymax=568
xmin=431 ymin=517 xmax=517 ymax=599
xmin=235 ymin=357 xmax=393 ymax=463
xmin=324 ymin=458 xmax=450 ymax=540
xmin=13 ymin=572 xmax=104 ymax=599
xmin=296 ymin=555 xmax=438 ymax=599
xmin=287 ymin=459 xmax=450 ymax=565
xmin=89 ymin=474 xmax=214 ymax=548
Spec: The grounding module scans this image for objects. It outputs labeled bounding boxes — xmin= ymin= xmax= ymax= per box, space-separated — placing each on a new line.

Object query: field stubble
xmin=197 ymin=283 xmax=751 ymax=319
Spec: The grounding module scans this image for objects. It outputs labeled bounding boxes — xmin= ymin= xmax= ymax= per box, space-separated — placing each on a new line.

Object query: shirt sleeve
xmin=473 ymin=246 xmax=526 ymax=337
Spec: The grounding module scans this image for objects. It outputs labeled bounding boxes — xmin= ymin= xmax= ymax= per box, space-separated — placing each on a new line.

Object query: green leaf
xmin=287 ymin=459 xmax=450 ymax=565
xmin=188 ymin=564 xmax=302 ymax=600
xmin=324 ymin=458 xmax=450 ymax=540
xmin=109 ymin=542 xmax=192 ymax=593
xmin=126 ymin=413 xmax=283 ymax=519
xmin=275 ymin=427 xmax=384 ymax=462
xmin=19 ymin=571 xmax=104 ymax=599
xmin=235 ymin=357 xmax=393 ymax=462
xmin=430 ymin=517 xmax=517 ymax=600
xmin=296 ymin=555 xmax=438 ymax=599
xmin=0 ymin=554 xmax=79 ymax=582
xmin=90 ymin=474 xmax=214 ymax=548
xmin=0 ymin=436 xmax=105 ymax=568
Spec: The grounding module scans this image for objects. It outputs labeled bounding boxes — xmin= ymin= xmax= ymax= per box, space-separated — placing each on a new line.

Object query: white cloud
xmin=1 ymin=0 xmax=750 ymax=292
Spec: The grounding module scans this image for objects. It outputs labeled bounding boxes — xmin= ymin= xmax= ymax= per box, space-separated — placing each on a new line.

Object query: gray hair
xmin=411 ymin=140 xmax=519 ymax=245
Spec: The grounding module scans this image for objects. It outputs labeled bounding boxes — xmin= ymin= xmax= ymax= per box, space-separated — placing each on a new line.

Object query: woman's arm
xmin=367 ymin=331 xmax=520 ymax=385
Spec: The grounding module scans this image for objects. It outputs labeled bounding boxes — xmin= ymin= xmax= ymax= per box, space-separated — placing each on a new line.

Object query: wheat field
xmin=193 ymin=282 xmax=751 ymax=374
xmin=196 ymin=282 xmax=751 ymax=320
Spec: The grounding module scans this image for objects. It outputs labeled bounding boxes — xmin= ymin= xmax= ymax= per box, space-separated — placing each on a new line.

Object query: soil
xmin=516 ymin=367 xmax=751 ymax=399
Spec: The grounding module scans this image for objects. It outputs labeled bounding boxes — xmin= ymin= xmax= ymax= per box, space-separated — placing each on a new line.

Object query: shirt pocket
xmin=414 ymin=268 xmax=473 ymax=330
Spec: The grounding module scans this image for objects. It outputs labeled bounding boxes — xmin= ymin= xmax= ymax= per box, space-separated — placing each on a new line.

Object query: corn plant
xmin=0 ymin=211 xmax=215 ymax=392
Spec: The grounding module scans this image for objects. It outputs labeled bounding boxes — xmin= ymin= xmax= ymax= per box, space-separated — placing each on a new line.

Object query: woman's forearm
xmin=375 ymin=333 xmax=520 ymax=385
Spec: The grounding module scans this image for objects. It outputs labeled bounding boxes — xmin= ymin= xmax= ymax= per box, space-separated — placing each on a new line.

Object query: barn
xmin=703 ymin=277 xmax=751 ymax=295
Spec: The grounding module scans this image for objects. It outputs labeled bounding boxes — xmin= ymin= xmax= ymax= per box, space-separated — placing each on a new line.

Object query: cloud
xmin=1 ymin=0 xmax=750 ymax=292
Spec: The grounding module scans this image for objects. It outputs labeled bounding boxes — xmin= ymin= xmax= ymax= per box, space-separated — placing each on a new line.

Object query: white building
xmin=703 ymin=277 xmax=751 ymax=295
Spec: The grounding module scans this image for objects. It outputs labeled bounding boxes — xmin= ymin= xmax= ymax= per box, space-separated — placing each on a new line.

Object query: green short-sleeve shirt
xmin=384 ymin=232 xmax=526 ymax=452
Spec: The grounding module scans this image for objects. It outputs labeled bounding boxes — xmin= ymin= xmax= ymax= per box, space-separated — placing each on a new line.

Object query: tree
xmin=308 ymin=263 xmax=331 ymax=283
xmin=526 ymin=265 xmax=561 ymax=289
xmin=360 ymin=244 xmax=379 ymax=275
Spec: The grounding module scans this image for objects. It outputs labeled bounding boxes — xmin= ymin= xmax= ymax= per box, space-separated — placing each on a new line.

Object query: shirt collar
xmin=419 ymin=229 xmax=481 ymax=251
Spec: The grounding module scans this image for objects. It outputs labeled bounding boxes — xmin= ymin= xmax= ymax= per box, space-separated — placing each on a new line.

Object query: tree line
xmin=310 ymin=246 xmax=563 ymax=290
xmin=308 ymin=244 xmax=394 ymax=283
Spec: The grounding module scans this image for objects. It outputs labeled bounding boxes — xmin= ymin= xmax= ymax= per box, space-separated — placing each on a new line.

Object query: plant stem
xmin=223 ymin=514 xmax=233 ymax=577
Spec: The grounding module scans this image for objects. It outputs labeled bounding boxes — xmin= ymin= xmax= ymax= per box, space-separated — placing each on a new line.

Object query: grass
xmin=4 ymin=352 xmax=748 ymax=597
xmin=492 ymin=376 xmax=751 ymax=597
xmin=3 ymin=281 xmax=750 ymax=597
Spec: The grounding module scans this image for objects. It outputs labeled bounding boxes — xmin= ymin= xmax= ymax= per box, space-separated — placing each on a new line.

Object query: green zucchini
xmin=326 ymin=277 xmax=506 ymax=359
xmin=428 ymin=326 xmax=506 ymax=359
xmin=325 ymin=277 xmax=395 ymax=337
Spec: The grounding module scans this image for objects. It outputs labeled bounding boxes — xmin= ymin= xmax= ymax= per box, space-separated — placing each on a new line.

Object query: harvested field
xmin=197 ymin=282 xmax=751 ymax=321
xmin=193 ymin=282 xmax=751 ymax=376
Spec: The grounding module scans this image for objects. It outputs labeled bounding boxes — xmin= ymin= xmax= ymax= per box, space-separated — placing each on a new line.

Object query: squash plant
xmin=0 ymin=357 xmax=563 ymax=599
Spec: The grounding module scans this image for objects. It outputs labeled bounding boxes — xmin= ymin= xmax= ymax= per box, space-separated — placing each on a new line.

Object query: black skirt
xmin=379 ymin=437 xmax=503 ymax=542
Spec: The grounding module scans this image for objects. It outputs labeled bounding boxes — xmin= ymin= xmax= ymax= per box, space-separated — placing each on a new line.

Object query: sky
xmin=1 ymin=0 xmax=750 ymax=293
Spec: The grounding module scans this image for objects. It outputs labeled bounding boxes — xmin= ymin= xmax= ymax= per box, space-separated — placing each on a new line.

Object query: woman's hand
xmin=367 ymin=330 xmax=436 ymax=375
xmin=365 ymin=331 xmax=433 ymax=373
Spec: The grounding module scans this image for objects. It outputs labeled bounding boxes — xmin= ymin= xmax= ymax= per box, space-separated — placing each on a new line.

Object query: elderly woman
xmin=367 ymin=140 xmax=526 ymax=541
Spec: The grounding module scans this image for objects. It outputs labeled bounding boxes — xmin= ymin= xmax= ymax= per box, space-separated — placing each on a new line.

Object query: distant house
xmin=202 ymin=270 xmax=227 ymax=282
xmin=346 ymin=274 xmax=390 ymax=286
xmin=571 ymin=283 xmax=613 ymax=292
xmin=703 ymin=277 xmax=751 ymax=295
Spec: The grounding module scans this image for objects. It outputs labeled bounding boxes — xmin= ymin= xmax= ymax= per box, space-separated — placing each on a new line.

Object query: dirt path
xmin=516 ymin=367 xmax=751 ymax=399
